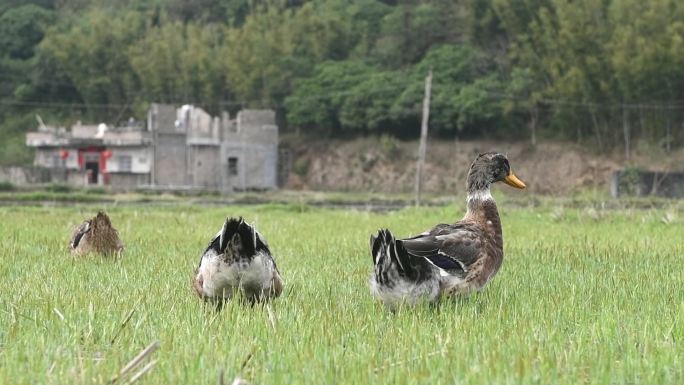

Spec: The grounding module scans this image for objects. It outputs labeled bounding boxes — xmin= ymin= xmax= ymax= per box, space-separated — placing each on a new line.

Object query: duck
xmin=69 ymin=211 xmax=124 ymax=256
xmin=369 ymin=152 xmax=525 ymax=307
xmin=193 ymin=217 xmax=283 ymax=304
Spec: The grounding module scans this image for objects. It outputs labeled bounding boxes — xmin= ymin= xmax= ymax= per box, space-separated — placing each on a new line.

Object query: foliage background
xmin=1 ymin=0 xmax=683 ymax=163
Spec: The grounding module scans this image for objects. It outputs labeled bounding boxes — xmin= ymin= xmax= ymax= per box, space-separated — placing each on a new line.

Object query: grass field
xmin=1 ymin=200 xmax=683 ymax=384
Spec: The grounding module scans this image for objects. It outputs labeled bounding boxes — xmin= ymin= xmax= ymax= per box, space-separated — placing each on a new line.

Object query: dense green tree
xmin=0 ymin=4 xmax=55 ymax=60
xmin=38 ymin=10 xmax=145 ymax=117
xmin=373 ymin=1 xmax=469 ymax=67
xmin=128 ymin=20 xmax=228 ymax=110
xmin=221 ymin=1 xmax=357 ymax=106
xmin=286 ymin=44 xmax=507 ymax=137
xmin=285 ymin=60 xmax=376 ymax=132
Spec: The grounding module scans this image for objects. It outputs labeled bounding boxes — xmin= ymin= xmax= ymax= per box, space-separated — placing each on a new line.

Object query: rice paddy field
xmin=1 ymin=198 xmax=683 ymax=384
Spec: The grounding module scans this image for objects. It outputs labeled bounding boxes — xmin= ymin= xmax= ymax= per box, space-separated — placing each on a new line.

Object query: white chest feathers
xmin=197 ymin=250 xmax=276 ymax=299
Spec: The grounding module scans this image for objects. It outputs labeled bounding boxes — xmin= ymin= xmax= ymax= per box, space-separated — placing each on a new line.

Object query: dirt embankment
xmin=283 ymin=137 xmax=683 ymax=195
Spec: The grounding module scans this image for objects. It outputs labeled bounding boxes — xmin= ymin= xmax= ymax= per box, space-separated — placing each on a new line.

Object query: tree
xmin=128 ymin=20 xmax=228 ymax=111
xmin=221 ymin=1 xmax=357 ymax=106
xmin=38 ymin=10 xmax=145 ymax=117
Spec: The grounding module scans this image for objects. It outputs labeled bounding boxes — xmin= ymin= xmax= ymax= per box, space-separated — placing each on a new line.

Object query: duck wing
xmin=70 ymin=221 xmax=91 ymax=249
xmin=398 ymin=223 xmax=483 ymax=274
xmin=200 ymin=217 xmax=273 ymax=265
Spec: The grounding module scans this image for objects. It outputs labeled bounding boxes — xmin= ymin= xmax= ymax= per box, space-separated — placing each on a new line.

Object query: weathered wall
xmin=148 ymin=103 xmax=178 ymax=133
xmin=611 ymin=170 xmax=684 ymax=198
xmin=0 ymin=167 xmax=89 ymax=186
xmin=34 ymin=148 xmax=59 ymax=168
xmin=103 ymin=130 xmax=151 ymax=145
xmin=71 ymin=124 xmax=98 ymax=137
xmin=34 ymin=148 xmax=81 ymax=169
xmin=105 ymin=147 xmax=152 ymax=174
xmin=228 ymin=110 xmax=278 ymax=145
xmin=154 ymin=133 xmax=187 ymax=186
xmin=109 ymin=173 xmax=151 ymax=190
xmin=50 ymin=169 xmax=89 ymax=186
xmin=189 ymin=145 xmax=220 ymax=188
xmin=221 ymin=143 xmax=277 ymax=191
xmin=66 ymin=170 xmax=88 ymax=186
xmin=220 ymin=109 xmax=279 ymax=190
xmin=0 ymin=166 xmax=51 ymax=184
xmin=181 ymin=105 xmax=214 ymax=138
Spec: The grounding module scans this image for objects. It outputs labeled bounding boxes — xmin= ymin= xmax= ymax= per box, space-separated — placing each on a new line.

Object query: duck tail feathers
xmin=371 ymin=229 xmax=412 ymax=278
xmin=371 ymin=229 xmax=434 ymax=284
xmin=370 ymin=229 xmax=440 ymax=307
xmin=219 ymin=217 xmax=254 ymax=255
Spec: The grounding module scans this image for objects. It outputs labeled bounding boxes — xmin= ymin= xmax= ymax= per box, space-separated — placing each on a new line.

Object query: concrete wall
xmin=106 ymin=147 xmax=152 ymax=174
xmin=34 ymin=148 xmax=78 ymax=169
xmin=611 ymin=170 xmax=684 ymax=198
xmin=33 ymin=148 xmax=60 ymax=168
xmin=103 ymin=130 xmax=151 ymax=146
xmin=34 ymin=148 xmax=86 ymax=170
xmin=180 ymin=105 xmax=213 ymax=137
xmin=0 ymin=166 xmax=51 ymax=184
xmin=227 ymin=110 xmax=278 ymax=145
xmin=26 ymin=132 xmax=67 ymax=147
xmin=221 ymin=143 xmax=277 ymax=191
xmin=154 ymin=133 xmax=187 ymax=186
xmin=51 ymin=169 xmax=89 ymax=186
xmin=218 ymin=110 xmax=279 ymax=190
xmin=0 ymin=166 xmax=90 ymax=186
xmin=109 ymin=173 xmax=151 ymax=190
xmin=66 ymin=170 xmax=88 ymax=186
xmin=148 ymin=103 xmax=179 ymax=133
xmin=189 ymin=145 xmax=220 ymax=188
xmin=71 ymin=123 xmax=99 ymax=138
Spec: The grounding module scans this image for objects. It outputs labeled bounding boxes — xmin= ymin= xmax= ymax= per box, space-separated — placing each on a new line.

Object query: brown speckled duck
xmin=69 ymin=211 xmax=124 ymax=256
xmin=369 ymin=152 xmax=525 ymax=307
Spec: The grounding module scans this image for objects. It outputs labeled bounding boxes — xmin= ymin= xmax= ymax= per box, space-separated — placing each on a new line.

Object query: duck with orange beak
xmin=369 ymin=152 xmax=525 ymax=307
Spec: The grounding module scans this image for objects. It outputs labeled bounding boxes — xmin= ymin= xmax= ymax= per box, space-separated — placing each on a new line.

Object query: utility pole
xmin=622 ymin=104 xmax=631 ymax=161
xmin=666 ymin=101 xmax=672 ymax=153
xmin=415 ymin=69 xmax=432 ymax=206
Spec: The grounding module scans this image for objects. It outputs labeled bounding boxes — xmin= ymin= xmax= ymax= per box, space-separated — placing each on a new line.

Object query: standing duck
xmin=69 ymin=211 xmax=124 ymax=256
xmin=369 ymin=152 xmax=525 ymax=307
xmin=193 ymin=217 xmax=283 ymax=304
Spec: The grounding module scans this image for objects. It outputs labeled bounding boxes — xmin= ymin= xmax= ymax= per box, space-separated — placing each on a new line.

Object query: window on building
xmin=118 ymin=155 xmax=132 ymax=172
xmin=228 ymin=157 xmax=239 ymax=176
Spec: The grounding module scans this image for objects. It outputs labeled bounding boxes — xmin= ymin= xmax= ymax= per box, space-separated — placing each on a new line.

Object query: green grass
xmin=0 ymin=202 xmax=682 ymax=384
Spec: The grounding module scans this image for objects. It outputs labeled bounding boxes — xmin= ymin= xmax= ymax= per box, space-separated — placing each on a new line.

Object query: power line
xmin=0 ymin=100 xmax=126 ymax=109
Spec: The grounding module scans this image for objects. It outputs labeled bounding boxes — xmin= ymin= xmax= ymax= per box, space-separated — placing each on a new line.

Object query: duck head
xmin=466 ymin=153 xmax=526 ymax=194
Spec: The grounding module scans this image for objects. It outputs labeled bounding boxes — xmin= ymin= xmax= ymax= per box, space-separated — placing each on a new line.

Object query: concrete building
xmin=25 ymin=104 xmax=279 ymax=191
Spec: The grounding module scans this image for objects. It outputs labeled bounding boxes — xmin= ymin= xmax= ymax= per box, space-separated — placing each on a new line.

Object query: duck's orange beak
xmin=504 ymin=171 xmax=526 ymax=189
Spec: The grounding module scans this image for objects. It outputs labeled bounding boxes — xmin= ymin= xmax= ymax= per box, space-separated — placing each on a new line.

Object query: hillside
xmin=284 ymin=138 xmax=684 ymax=195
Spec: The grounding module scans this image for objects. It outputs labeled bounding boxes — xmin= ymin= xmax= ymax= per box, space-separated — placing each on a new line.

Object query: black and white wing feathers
xmin=398 ymin=223 xmax=484 ymax=275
